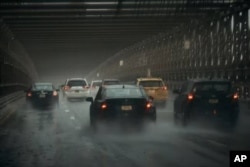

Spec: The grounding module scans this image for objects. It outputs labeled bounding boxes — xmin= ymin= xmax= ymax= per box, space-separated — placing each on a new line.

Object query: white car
xmin=63 ymin=78 xmax=89 ymax=100
xmin=89 ymin=80 xmax=102 ymax=97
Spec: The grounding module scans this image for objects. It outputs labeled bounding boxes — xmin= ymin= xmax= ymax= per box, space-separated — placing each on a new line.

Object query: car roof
xmin=34 ymin=82 xmax=53 ymax=85
xmin=103 ymin=84 xmax=140 ymax=89
xmin=187 ymin=78 xmax=230 ymax=83
xmin=137 ymin=77 xmax=163 ymax=81
xmin=67 ymin=78 xmax=86 ymax=81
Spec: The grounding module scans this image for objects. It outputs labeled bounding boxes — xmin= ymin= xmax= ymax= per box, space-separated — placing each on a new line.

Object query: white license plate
xmin=39 ymin=94 xmax=46 ymax=98
xmin=121 ymin=105 xmax=132 ymax=111
xmin=208 ymin=99 xmax=218 ymax=104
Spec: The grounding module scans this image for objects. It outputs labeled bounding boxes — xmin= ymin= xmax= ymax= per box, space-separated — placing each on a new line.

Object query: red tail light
xmin=146 ymin=101 xmax=152 ymax=109
xmin=27 ymin=92 xmax=32 ymax=97
xmin=53 ymin=91 xmax=58 ymax=96
xmin=64 ymin=86 xmax=70 ymax=91
xmin=101 ymin=103 xmax=107 ymax=110
xmin=187 ymin=93 xmax=194 ymax=100
xmin=233 ymin=93 xmax=239 ymax=100
xmin=162 ymin=86 xmax=167 ymax=90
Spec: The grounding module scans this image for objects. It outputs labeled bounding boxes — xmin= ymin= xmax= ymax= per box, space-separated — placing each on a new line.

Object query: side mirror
xmin=86 ymin=97 xmax=94 ymax=103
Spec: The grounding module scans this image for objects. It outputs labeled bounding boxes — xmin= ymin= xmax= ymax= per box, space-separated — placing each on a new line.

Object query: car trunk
xmin=100 ymin=98 xmax=148 ymax=117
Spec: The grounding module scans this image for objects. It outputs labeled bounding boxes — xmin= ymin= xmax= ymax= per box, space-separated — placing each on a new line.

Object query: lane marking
xmin=70 ymin=116 xmax=75 ymax=120
xmin=65 ymin=109 xmax=70 ymax=113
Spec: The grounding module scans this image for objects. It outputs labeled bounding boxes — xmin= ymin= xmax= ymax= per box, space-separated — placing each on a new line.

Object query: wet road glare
xmin=0 ymin=93 xmax=250 ymax=167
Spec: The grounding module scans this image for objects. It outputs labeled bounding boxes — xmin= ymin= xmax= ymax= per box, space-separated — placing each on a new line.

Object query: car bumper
xmin=92 ymin=110 xmax=156 ymax=120
xmin=65 ymin=91 xmax=89 ymax=98
xmin=189 ymin=106 xmax=239 ymax=120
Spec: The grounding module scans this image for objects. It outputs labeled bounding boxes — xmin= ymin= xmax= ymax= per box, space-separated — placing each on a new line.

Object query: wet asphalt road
xmin=0 ymin=93 xmax=250 ymax=167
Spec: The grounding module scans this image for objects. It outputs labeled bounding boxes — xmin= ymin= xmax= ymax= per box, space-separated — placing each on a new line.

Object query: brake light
xmin=187 ymin=93 xmax=194 ymax=100
xmin=101 ymin=103 xmax=107 ymax=109
xmin=27 ymin=92 xmax=32 ymax=97
xmin=233 ymin=93 xmax=239 ymax=100
xmin=146 ymin=102 xmax=152 ymax=109
xmin=53 ymin=91 xmax=58 ymax=96
xmin=64 ymin=86 xmax=70 ymax=91
xmin=162 ymin=86 xmax=167 ymax=90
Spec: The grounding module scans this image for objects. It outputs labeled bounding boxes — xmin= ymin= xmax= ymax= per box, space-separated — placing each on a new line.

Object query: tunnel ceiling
xmin=0 ymin=0 xmax=242 ymax=80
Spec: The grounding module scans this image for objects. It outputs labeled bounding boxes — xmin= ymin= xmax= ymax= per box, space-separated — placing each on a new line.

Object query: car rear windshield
xmin=103 ymin=88 xmax=145 ymax=98
xmin=192 ymin=82 xmax=231 ymax=94
xmin=139 ymin=80 xmax=164 ymax=87
xmin=92 ymin=82 xmax=102 ymax=87
xmin=67 ymin=80 xmax=87 ymax=87
xmin=33 ymin=84 xmax=53 ymax=91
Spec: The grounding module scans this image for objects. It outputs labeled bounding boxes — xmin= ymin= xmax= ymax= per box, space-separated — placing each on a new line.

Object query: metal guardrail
xmin=0 ymin=91 xmax=24 ymax=109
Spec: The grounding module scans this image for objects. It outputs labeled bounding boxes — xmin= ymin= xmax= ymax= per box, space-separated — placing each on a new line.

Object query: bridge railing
xmin=87 ymin=2 xmax=249 ymax=98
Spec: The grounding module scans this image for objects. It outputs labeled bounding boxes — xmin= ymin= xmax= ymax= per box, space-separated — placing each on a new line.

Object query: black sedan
xmin=173 ymin=79 xmax=239 ymax=127
xmin=86 ymin=84 xmax=156 ymax=127
xmin=25 ymin=82 xmax=59 ymax=108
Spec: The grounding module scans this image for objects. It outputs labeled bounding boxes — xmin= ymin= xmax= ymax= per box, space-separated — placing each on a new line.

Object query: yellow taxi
xmin=136 ymin=77 xmax=168 ymax=102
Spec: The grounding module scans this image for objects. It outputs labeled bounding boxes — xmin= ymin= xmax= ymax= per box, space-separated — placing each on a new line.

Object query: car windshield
xmin=192 ymin=82 xmax=231 ymax=94
xmin=139 ymin=80 xmax=163 ymax=87
xmin=32 ymin=84 xmax=53 ymax=91
xmin=67 ymin=80 xmax=87 ymax=87
xmin=103 ymin=88 xmax=145 ymax=98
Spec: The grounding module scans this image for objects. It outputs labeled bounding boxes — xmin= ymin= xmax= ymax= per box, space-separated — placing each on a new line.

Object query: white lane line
xmin=70 ymin=116 xmax=75 ymax=120
xmin=65 ymin=109 xmax=70 ymax=113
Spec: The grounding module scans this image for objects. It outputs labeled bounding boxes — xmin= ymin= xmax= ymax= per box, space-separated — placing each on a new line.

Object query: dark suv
xmin=173 ymin=79 xmax=239 ymax=127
